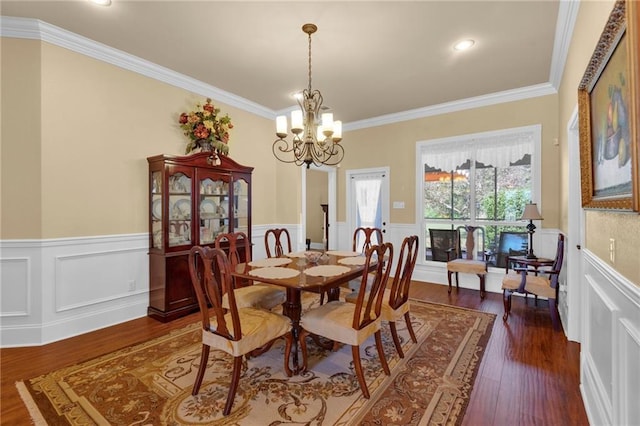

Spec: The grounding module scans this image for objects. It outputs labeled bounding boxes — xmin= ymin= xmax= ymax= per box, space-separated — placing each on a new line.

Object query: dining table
xmin=231 ymin=250 xmax=374 ymax=375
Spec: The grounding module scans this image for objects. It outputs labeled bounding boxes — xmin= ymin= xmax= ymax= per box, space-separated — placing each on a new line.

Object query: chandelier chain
xmin=307 ymin=31 xmax=312 ymax=93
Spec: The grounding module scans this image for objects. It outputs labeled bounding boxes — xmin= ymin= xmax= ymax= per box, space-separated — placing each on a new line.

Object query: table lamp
xmin=521 ymin=202 xmax=543 ymax=259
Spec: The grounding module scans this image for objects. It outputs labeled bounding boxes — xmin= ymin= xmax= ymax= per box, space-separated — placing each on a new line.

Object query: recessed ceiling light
xmin=453 ymin=39 xmax=475 ymax=51
xmin=89 ymin=0 xmax=112 ymax=6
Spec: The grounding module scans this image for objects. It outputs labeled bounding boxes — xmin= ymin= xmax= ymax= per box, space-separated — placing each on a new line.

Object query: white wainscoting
xmin=0 ymin=228 xmax=304 ymax=348
xmin=1 ymin=235 xmax=150 ymax=347
xmin=580 ymin=249 xmax=640 ymax=426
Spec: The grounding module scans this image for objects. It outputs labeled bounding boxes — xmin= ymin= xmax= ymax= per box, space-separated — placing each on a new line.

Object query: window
xmin=417 ymin=125 xmax=541 ymax=267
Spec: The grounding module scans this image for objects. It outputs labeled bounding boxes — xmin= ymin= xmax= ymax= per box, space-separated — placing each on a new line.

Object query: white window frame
xmin=414 ymin=124 xmax=542 ymax=265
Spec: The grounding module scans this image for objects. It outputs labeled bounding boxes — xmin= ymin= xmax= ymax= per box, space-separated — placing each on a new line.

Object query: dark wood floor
xmin=0 ymin=281 xmax=589 ymax=425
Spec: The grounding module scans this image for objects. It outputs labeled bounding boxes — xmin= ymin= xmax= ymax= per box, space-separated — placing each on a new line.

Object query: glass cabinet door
xmin=198 ymin=177 xmax=229 ymax=244
xmin=151 ymin=171 xmax=163 ymax=249
xmin=234 ymin=178 xmax=250 ymax=235
xmin=168 ymin=172 xmax=192 ymax=247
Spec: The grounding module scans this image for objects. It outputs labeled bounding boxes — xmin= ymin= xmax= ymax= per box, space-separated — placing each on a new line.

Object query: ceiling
xmin=2 ymin=1 xmax=563 ymax=125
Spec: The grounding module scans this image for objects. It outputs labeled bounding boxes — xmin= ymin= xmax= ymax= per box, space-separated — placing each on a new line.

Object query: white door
xmin=346 ymin=168 xmax=390 ymax=251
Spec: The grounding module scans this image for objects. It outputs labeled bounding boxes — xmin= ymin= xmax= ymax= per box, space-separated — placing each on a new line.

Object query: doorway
xmin=301 ymin=165 xmax=337 ymax=250
xmin=346 ymin=168 xmax=390 ymax=250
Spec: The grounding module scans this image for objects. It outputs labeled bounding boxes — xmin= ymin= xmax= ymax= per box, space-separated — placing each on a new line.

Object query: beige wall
xmin=558 ymin=0 xmax=639 ymax=284
xmin=1 ymin=39 xmax=43 ymax=239
xmin=1 ymin=39 xmax=282 ymax=239
xmin=338 ymin=95 xmax=560 ymax=228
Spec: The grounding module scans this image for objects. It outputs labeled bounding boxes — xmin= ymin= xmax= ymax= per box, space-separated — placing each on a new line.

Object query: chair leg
xmin=455 ymin=272 xmax=460 ymax=289
xmin=389 ymin=321 xmax=404 ymax=358
xmin=192 ymin=344 xmax=210 ymax=395
xmin=283 ymin=332 xmax=293 ymax=377
xmin=223 ymin=356 xmax=243 ymax=416
xmin=502 ymin=289 xmax=512 ymax=321
xmin=549 ymin=298 xmax=561 ymax=331
xmin=374 ymin=330 xmax=390 ymax=375
xmin=478 ymin=274 xmax=486 ymax=299
xmin=404 ymin=312 xmax=417 ymax=343
xmin=299 ymin=329 xmax=309 ymax=372
xmin=351 ymin=345 xmax=370 ymax=399
xmin=447 ymin=270 xmax=453 ymax=293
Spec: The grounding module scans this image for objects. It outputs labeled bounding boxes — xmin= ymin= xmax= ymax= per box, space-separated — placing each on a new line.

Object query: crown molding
xmin=344 ymin=83 xmax=557 ymax=131
xmin=2 ymin=15 xmax=565 ymax=131
xmin=548 ymin=0 xmax=580 ymax=90
xmin=0 ymin=16 xmax=273 ymax=120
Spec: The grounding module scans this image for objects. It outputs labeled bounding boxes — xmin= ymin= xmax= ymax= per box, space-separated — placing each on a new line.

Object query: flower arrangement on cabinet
xmin=179 ymin=98 xmax=233 ymax=155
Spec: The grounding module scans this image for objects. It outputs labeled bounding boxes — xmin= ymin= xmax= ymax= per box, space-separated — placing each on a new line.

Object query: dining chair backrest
xmin=352 ymin=227 xmax=383 ymax=254
xmin=352 ymin=242 xmax=393 ymax=330
xmin=264 ymin=228 xmax=292 ymax=258
xmin=549 ymin=233 xmax=565 ymax=289
xmin=188 ymin=246 xmax=241 ymax=341
xmin=214 ymin=231 xmax=252 ymax=281
xmin=428 ymin=228 xmax=459 ymax=262
xmin=387 ymin=235 xmax=419 ymax=310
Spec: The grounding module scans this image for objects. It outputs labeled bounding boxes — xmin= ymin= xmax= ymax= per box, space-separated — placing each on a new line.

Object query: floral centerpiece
xmin=179 ymin=98 xmax=233 ymax=155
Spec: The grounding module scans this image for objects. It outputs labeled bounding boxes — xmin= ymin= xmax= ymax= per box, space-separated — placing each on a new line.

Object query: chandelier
xmin=273 ymin=23 xmax=344 ymax=168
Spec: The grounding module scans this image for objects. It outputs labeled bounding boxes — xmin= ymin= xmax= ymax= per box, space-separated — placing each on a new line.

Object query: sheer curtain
xmin=422 ymin=129 xmax=534 ymax=171
xmin=354 ymin=179 xmax=382 ymax=250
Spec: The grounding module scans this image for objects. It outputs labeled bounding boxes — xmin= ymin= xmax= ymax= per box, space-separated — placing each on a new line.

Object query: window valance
xmin=421 ymin=128 xmax=535 ymax=172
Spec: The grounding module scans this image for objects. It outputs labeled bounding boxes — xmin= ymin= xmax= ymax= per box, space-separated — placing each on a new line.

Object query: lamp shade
xmin=521 ymin=203 xmax=543 ymax=221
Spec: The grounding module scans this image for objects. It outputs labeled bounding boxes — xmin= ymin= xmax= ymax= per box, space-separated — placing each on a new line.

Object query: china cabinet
xmin=147 ymin=152 xmax=253 ymax=321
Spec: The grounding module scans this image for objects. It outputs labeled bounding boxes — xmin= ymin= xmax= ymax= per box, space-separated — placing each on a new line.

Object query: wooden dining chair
xmin=299 ymin=242 xmax=393 ymax=399
xmin=187 ymin=246 xmax=293 ymax=415
xmin=264 ymin=228 xmax=292 ymax=258
xmin=352 ymin=226 xmax=383 ymax=254
xmin=502 ymin=233 xmax=565 ymax=330
xmin=446 ymin=226 xmax=487 ymax=298
xmin=346 ymin=235 xmax=419 ymax=358
xmin=330 ymin=226 xmax=385 ymax=305
xmin=215 ymin=232 xmax=286 ymax=310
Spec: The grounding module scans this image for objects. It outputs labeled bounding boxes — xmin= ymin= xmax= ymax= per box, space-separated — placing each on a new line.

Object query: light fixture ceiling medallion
xmin=273 ymin=23 xmax=344 ymax=168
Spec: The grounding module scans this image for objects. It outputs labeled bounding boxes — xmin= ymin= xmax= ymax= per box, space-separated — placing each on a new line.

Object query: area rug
xmin=17 ymin=298 xmax=495 ymax=425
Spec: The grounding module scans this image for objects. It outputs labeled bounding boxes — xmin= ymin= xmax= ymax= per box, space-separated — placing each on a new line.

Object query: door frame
xmin=566 ymin=105 xmax=584 ymax=342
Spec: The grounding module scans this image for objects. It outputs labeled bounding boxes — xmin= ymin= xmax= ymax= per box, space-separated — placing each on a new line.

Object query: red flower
xmin=203 ymin=99 xmax=215 ymax=113
xmin=179 ymin=113 xmax=188 ymax=124
xmin=193 ymin=123 xmax=210 ymax=139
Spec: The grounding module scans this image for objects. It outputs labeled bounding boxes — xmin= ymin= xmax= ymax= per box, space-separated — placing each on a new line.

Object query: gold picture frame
xmin=578 ymin=0 xmax=640 ymax=211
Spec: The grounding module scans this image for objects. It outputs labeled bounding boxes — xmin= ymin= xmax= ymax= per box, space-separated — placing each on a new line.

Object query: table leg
xmin=282 ymin=288 xmax=303 ymax=374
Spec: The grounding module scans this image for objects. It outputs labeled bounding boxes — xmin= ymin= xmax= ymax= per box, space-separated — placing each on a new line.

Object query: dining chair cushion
xmin=300 ymin=300 xmax=382 ymax=346
xmin=202 ymin=307 xmax=291 ymax=357
xmin=524 ymin=275 xmax=555 ymax=299
xmin=222 ymin=283 xmax=286 ymax=310
xmin=447 ymin=259 xmax=487 ymax=274
xmin=344 ymin=289 xmax=410 ymax=321
xmin=501 ymin=271 xmax=523 ymax=290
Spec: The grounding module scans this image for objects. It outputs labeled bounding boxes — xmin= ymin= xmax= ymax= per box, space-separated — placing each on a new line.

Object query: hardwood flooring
xmin=0 ymin=281 xmax=589 ymax=425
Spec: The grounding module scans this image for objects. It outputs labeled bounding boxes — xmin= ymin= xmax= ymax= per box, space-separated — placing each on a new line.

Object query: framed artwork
xmin=578 ymin=0 xmax=640 ymax=211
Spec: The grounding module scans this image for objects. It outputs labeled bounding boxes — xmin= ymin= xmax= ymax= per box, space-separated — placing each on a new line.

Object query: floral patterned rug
xmin=17 ymin=297 xmax=494 ymax=425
